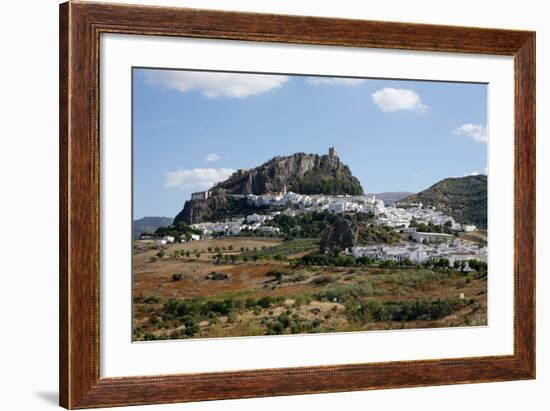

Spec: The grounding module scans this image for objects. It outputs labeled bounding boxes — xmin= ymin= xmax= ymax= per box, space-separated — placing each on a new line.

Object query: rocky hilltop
xmin=174 ymin=149 xmax=364 ymax=225
xmin=403 ymin=175 xmax=487 ymax=229
xmin=215 ymin=150 xmax=363 ymax=196
xmin=173 ymin=188 xmax=235 ymax=226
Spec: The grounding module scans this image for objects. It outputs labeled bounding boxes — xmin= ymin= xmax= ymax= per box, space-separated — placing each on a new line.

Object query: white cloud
xmin=452 ymin=124 xmax=488 ymax=143
xmin=464 ymin=165 xmax=488 ymax=177
xmin=164 ymin=168 xmax=235 ymax=191
xmin=143 ymin=70 xmax=288 ymax=98
xmin=205 ymin=153 xmax=221 ymax=162
xmin=306 ymin=77 xmax=365 ymax=86
xmin=371 ymin=88 xmax=428 ymax=113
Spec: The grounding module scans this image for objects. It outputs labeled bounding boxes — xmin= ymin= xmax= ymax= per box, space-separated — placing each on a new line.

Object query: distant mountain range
xmin=366 ymin=192 xmax=414 ymax=205
xmin=402 ymin=175 xmax=487 ymax=228
xmin=133 ymin=216 xmax=173 ymax=239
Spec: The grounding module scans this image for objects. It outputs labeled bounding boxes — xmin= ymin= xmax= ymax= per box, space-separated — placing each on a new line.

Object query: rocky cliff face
xmin=174 ymin=151 xmax=364 ymax=225
xmin=214 ymin=152 xmax=363 ymax=196
xmin=173 ymin=188 xmax=232 ymax=226
xmin=319 ymin=215 xmax=400 ymax=252
xmin=320 ymin=218 xmax=355 ymax=252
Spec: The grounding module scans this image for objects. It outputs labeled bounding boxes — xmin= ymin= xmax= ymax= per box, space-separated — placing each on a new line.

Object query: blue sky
xmin=133 ymin=68 xmax=487 ymax=219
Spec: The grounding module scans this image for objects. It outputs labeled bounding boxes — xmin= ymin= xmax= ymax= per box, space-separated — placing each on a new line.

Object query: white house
xmin=258 ymin=226 xmax=280 ymax=235
xmin=383 ymin=247 xmax=410 ymax=262
xmin=409 ymin=248 xmax=429 ymax=263
xmin=227 ymin=226 xmax=242 ymax=236
xmin=447 ymin=253 xmax=476 ymax=267
xmin=246 ymin=213 xmax=271 ymax=224
xmin=411 ymin=232 xmax=454 ymax=244
xmin=351 ymin=246 xmax=383 ymax=260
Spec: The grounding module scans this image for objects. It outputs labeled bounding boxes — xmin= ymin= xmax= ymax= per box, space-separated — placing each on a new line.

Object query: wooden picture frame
xmin=59 ymin=1 xmax=535 ymax=408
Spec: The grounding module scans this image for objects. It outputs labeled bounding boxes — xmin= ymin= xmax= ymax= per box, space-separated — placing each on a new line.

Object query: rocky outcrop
xmin=214 ymin=152 xmax=363 ymax=196
xmin=320 ymin=218 xmax=355 ymax=253
xmin=173 ymin=188 xmax=232 ymax=226
xmin=174 ymin=151 xmax=364 ymax=225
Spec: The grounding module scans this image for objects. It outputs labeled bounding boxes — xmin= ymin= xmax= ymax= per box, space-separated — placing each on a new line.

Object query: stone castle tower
xmin=328 ymin=146 xmax=338 ymax=157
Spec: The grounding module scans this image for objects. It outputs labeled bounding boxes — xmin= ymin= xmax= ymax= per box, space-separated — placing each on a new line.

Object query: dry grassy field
xmin=132 ymin=237 xmax=487 ymax=341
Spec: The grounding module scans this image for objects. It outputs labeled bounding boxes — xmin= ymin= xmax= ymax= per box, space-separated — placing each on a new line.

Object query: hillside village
xmin=145 ymin=178 xmax=486 ymax=268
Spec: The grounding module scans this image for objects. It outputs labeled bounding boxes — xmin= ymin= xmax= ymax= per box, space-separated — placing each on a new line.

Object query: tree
xmin=183 ymin=317 xmax=199 ymax=337
xmin=267 ymin=270 xmax=285 ymax=282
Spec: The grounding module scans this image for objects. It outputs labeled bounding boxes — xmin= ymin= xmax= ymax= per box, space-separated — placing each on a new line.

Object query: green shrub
xmin=311 ymin=275 xmax=336 ymax=286
xmin=183 ymin=317 xmax=199 ymax=337
xmin=257 ymin=296 xmax=273 ymax=308
xmin=345 ymin=298 xmax=465 ymax=324
xmin=266 ymin=270 xmax=286 ymax=281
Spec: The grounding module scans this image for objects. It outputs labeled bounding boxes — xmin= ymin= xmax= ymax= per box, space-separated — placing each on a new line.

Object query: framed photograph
xmin=59 ymin=1 xmax=535 ymax=408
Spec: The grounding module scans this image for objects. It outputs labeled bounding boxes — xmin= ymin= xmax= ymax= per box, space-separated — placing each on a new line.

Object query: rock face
xmin=174 ymin=151 xmax=364 ymax=225
xmin=403 ymin=175 xmax=487 ymax=229
xmin=173 ymin=188 xmax=232 ymax=226
xmin=320 ymin=218 xmax=355 ymax=253
xmin=214 ymin=152 xmax=363 ymax=196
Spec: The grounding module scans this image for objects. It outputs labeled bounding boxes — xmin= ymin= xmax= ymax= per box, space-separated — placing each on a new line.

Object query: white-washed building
xmin=411 ymin=232 xmax=454 ymax=244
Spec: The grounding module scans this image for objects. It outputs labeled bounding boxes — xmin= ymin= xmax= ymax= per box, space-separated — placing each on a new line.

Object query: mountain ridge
xmin=402 ymin=175 xmax=487 ymax=228
xmin=366 ymin=192 xmax=414 ymax=205
xmin=133 ymin=216 xmax=173 ymax=239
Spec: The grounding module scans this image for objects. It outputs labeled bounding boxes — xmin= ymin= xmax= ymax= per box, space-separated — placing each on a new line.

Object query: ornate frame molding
xmin=60 ymin=2 xmax=535 ymax=408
